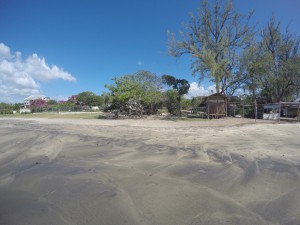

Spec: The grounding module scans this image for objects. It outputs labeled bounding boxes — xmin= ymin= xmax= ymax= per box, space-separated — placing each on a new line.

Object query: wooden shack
xmin=206 ymin=93 xmax=227 ymax=118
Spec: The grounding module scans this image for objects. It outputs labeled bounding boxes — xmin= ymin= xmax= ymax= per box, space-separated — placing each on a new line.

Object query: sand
xmin=0 ymin=117 xmax=299 ymax=225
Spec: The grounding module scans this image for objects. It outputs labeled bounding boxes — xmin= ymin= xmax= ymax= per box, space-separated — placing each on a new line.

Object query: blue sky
xmin=1 ymin=0 xmax=300 ymax=103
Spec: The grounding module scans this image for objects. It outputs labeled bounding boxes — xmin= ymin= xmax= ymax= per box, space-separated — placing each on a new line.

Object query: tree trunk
xmin=177 ymin=96 xmax=181 ymax=116
xmin=215 ymin=76 xmax=220 ymax=94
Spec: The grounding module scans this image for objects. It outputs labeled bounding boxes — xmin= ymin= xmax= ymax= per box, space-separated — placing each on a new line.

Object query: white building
xmin=22 ymin=95 xmax=50 ymax=108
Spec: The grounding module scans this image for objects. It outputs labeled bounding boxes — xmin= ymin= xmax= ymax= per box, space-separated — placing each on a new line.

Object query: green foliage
xmin=52 ymin=102 xmax=77 ymax=111
xmin=91 ymin=95 xmax=103 ymax=107
xmin=238 ymin=44 xmax=265 ymax=99
xmin=161 ymin=75 xmax=177 ymax=87
xmin=181 ymin=98 xmax=192 ymax=109
xmin=101 ymin=92 xmax=113 ymax=111
xmin=47 ymin=99 xmax=57 ymax=105
xmin=162 ymin=75 xmax=190 ymax=96
xmin=77 ymin=91 xmax=103 ymax=106
xmin=0 ymin=102 xmax=13 ymax=114
xmin=162 ymin=74 xmax=190 ymax=115
xmin=191 ymin=97 xmax=206 ymax=108
xmin=105 ymin=70 xmax=163 ymax=115
xmin=163 ymin=90 xmax=178 ymax=115
xmin=190 ymin=97 xmax=206 ymax=114
xmin=13 ymin=103 xmax=22 ymax=110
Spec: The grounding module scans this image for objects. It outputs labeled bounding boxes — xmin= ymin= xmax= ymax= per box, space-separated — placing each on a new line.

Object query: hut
xmin=206 ymin=93 xmax=227 ymax=118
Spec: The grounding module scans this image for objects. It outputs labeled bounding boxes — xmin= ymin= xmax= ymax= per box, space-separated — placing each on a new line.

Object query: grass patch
xmin=0 ymin=112 xmax=101 ymax=119
xmin=1 ymin=112 xmax=210 ymax=121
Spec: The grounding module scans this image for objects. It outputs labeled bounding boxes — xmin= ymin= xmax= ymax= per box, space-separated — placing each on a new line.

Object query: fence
xmin=226 ymin=102 xmax=265 ymax=119
xmin=190 ymin=100 xmax=300 ymax=121
xmin=279 ymin=102 xmax=300 ymax=122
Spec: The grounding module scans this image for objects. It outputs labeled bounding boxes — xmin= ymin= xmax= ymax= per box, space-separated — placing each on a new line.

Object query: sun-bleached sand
xmin=0 ymin=117 xmax=299 ymax=225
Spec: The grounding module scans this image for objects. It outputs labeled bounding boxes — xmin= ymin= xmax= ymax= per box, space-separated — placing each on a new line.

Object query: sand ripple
xmin=0 ymin=118 xmax=299 ymax=225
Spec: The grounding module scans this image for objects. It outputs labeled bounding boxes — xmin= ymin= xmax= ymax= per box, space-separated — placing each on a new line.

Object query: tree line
xmin=103 ymin=70 xmax=191 ymax=116
xmin=0 ymin=71 xmax=192 ymax=116
xmin=169 ymin=0 xmax=300 ymax=102
xmin=103 ymin=0 xmax=300 ymax=116
xmin=2 ymin=0 xmax=299 ymax=116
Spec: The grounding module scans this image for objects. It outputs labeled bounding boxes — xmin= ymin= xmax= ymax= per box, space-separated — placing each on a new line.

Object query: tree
xmin=258 ymin=17 xmax=300 ymax=102
xmin=163 ymin=90 xmax=178 ymax=115
xmin=181 ymin=98 xmax=192 ymax=110
xmin=238 ymin=43 xmax=266 ymax=100
xmin=168 ymin=0 xmax=254 ymax=95
xmin=77 ymin=91 xmax=103 ymax=106
xmin=105 ymin=70 xmax=163 ymax=116
xmin=162 ymin=75 xmax=190 ymax=115
xmin=47 ymin=99 xmax=57 ymax=105
xmin=91 ymin=95 xmax=104 ymax=107
xmin=241 ymin=16 xmax=300 ymax=102
xmin=68 ymin=95 xmax=78 ymax=103
xmin=0 ymin=102 xmax=13 ymax=114
xmin=30 ymin=99 xmax=47 ymax=112
xmin=13 ymin=103 xmax=22 ymax=111
xmin=101 ymin=92 xmax=113 ymax=111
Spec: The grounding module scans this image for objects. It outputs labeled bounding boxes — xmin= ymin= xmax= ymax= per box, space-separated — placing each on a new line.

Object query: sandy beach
xmin=0 ymin=117 xmax=299 ymax=225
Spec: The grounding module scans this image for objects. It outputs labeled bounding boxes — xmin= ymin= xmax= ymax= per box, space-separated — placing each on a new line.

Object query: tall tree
xmin=168 ymin=0 xmax=254 ymax=95
xmin=162 ymin=75 xmax=190 ymax=115
xmin=241 ymin=16 xmax=300 ymax=102
xmin=258 ymin=17 xmax=300 ymax=102
xmin=237 ymin=43 xmax=267 ymax=100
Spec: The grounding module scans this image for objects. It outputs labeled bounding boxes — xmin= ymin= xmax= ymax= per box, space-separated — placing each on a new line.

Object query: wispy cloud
xmin=0 ymin=43 xmax=76 ymax=102
xmin=137 ymin=61 xmax=143 ymax=66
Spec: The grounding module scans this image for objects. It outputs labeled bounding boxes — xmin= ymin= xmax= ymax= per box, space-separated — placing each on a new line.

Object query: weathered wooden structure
xmin=206 ymin=93 xmax=227 ymax=118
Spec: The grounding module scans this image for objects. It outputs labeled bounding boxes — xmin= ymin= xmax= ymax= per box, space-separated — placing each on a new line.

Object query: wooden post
xmin=278 ymin=102 xmax=281 ymax=122
xmin=255 ymin=99 xmax=257 ymax=122
xmin=217 ymin=99 xmax=219 ymax=119
xmin=207 ymin=102 xmax=209 ymax=119
xmin=297 ymin=101 xmax=300 ymax=123
xmin=225 ymin=97 xmax=228 ymax=119
xmin=243 ymin=102 xmax=245 ymax=118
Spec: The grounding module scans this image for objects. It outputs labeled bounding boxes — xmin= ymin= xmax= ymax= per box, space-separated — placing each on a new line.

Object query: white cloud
xmin=137 ymin=61 xmax=143 ymax=66
xmin=0 ymin=43 xmax=76 ymax=102
xmin=24 ymin=54 xmax=75 ymax=81
xmin=0 ymin=43 xmax=11 ymax=59
xmin=185 ymin=82 xmax=215 ymax=99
